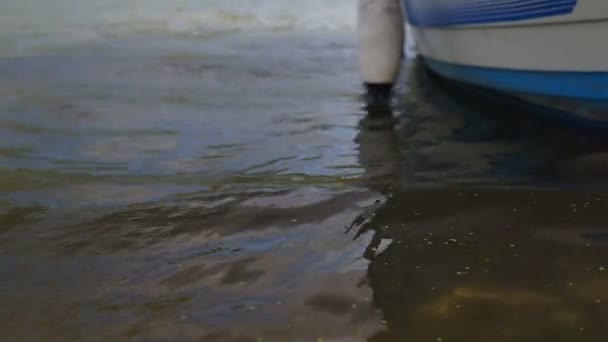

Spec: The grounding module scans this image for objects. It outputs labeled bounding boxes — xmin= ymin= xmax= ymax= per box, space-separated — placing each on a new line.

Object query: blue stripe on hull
xmin=403 ymin=0 xmax=578 ymax=27
xmin=424 ymin=58 xmax=608 ymax=102
xmin=423 ymin=58 xmax=608 ymax=123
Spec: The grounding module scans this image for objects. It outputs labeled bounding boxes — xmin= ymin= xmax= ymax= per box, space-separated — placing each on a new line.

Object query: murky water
xmin=3 ymin=1 xmax=608 ymax=341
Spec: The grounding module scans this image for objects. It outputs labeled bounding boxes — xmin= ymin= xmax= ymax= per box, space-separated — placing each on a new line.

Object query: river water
xmin=3 ymin=1 xmax=608 ymax=341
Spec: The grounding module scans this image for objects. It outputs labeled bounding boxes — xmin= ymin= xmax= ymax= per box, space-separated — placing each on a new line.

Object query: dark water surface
xmin=3 ymin=32 xmax=608 ymax=341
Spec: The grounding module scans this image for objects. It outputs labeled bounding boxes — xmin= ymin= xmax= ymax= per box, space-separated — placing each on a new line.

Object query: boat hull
xmin=404 ymin=0 xmax=608 ymax=121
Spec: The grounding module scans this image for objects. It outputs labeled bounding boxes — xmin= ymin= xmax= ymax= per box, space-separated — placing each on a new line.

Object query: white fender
xmin=357 ymin=0 xmax=405 ymax=86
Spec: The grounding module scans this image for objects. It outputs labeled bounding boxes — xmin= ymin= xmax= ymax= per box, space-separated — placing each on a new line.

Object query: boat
xmin=401 ymin=0 xmax=608 ymax=124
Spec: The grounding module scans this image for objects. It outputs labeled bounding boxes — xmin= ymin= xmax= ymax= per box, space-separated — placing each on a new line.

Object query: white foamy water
xmin=0 ymin=0 xmax=356 ymax=57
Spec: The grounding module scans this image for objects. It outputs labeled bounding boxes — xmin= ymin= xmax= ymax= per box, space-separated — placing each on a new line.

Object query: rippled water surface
xmin=3 ymin=1 xmax=608 ymax=341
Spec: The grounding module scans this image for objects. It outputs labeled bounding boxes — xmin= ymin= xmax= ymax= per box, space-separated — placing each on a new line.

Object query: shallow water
xmin=3 ymin=1 xmax=608 ymax=341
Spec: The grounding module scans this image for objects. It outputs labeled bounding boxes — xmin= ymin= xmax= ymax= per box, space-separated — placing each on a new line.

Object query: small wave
xmin=198 ymin=0 xmax=357 ymax=31
xmin=0 ymin=0 xmax=357 ymax=38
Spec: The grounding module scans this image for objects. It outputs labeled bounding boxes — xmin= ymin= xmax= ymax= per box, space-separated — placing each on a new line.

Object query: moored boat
xmin=403 ymin=0 xmax=608 ymax=123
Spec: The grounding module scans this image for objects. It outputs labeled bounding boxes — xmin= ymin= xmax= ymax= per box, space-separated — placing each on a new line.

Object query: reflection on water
xmin=353 ymin=187 xmax=608 ymax=342
xmin=3 ymin=30 xmax=608 ymax=341
xmin=353 ymin=65 xmax=608 ymax=342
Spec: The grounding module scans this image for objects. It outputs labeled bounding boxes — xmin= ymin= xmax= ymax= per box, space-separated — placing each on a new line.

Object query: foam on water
xmin=0 ymin=0 xmax=356 ymax=36
xmin=0 ymin=0 xmax=357 ymax=56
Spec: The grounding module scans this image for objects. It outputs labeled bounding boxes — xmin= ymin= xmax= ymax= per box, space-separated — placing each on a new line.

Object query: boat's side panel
xmin=403 ymin=0 xmax=608 ymax=27
xmin=404 ymin=0 xmax=578 ymax=27
xmin=410 ymin=19 xmax=608 ymax=72
xmin=404 ymin=0 xmax=608 ymax=73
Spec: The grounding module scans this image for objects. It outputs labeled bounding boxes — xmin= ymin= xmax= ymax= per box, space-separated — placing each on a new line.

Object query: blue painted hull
xmin=422 ymin=58 xmax=608 ymax=124
xmin=403 ymin=0 xmax=578 ymax=27
xmin=424 ymin=58 xmax=608 ymax=102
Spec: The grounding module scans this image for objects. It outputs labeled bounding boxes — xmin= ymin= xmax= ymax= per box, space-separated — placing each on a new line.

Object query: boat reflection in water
xmin=352 ymin=61 xmax=608 ymax=342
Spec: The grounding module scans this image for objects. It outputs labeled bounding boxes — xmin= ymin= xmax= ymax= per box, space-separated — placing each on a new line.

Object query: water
xmin=3 ymin=1 xmax=608 ymax=341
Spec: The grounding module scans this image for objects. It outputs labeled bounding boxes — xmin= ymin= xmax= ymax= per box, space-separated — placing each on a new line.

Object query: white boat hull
xmin=410 ymin=19 xmax=608 ymax=72
xmin=403 ymin=0 xmax=608 ymax=123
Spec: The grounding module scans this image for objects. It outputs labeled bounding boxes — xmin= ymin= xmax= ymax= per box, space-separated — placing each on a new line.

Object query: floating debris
xmin=375 ymin=239 xmax=393 ymax=255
